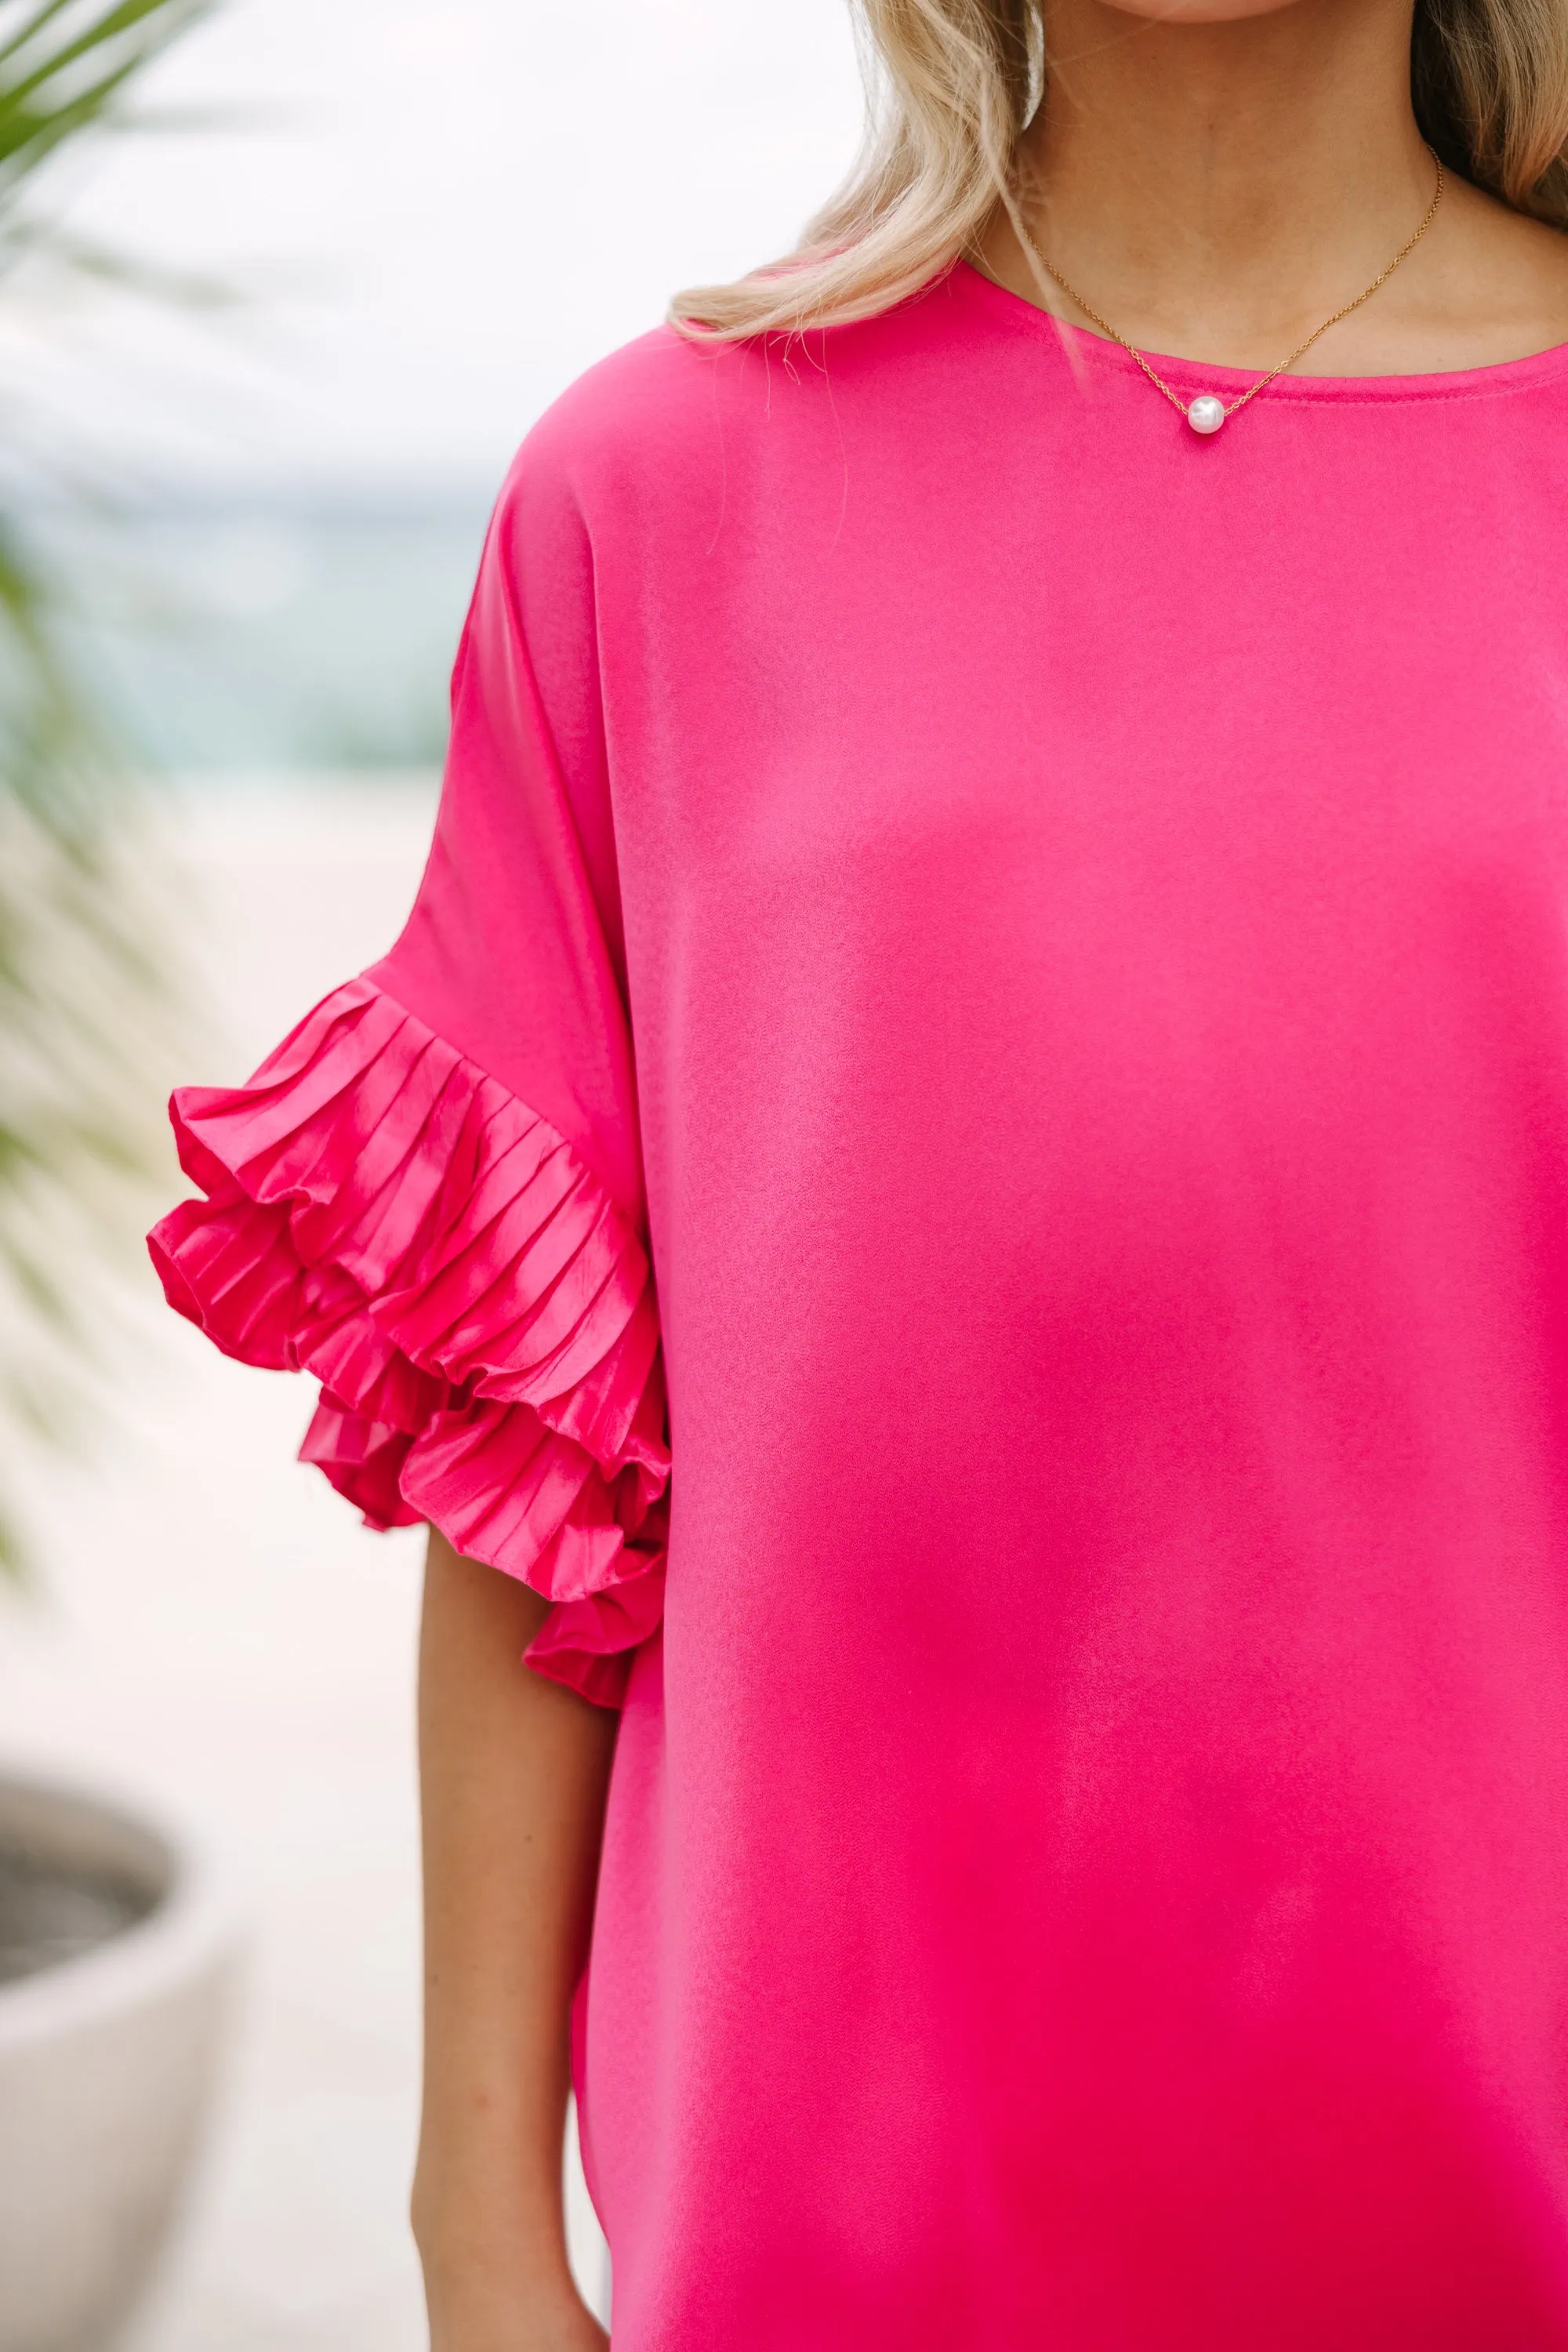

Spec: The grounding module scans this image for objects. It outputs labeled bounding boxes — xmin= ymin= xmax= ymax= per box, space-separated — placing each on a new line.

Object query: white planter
xmin=0 ymin=1770 xmax=239 ymax=2352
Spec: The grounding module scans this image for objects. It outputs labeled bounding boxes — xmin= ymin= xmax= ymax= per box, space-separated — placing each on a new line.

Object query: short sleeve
xmin=147 ymin=457 xmax=667 ymax=1709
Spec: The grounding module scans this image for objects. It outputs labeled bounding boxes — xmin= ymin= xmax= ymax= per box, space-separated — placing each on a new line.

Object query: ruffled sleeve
xmin=147 ymin=449 xmax=667 ymax=1709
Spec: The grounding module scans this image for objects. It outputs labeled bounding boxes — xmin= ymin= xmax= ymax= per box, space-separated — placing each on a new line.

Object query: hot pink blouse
xmin=151 ymin=260 xmax=1568 ymax=2346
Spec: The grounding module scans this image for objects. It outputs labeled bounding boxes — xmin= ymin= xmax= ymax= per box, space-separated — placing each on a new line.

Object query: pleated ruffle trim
xmin=147 ymin=975 xmax=668 ymax=1708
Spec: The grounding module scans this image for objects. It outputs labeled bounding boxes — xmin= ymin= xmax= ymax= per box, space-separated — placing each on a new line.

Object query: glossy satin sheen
xmin=153 ymin=263 xmax=1568 ymax=2346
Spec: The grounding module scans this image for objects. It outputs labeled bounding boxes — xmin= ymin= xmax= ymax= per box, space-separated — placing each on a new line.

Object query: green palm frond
xmin=0 ymin=0 xmax=208 ymax=195
xmin=0 ymin=0 xmax=214 ymax=1578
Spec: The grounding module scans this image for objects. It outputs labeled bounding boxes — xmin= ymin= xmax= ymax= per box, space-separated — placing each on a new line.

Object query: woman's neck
xmin=975 ymin=0 xmax=1568 ymax=374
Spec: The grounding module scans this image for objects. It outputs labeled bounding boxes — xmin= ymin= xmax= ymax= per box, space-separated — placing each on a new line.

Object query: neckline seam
xmin=946 ymin=256 xmax=1568 ymax=405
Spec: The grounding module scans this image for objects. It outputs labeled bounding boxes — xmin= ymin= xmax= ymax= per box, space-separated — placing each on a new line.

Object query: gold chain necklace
xmin=1013 ymin=153 xmax=1445 ymax=435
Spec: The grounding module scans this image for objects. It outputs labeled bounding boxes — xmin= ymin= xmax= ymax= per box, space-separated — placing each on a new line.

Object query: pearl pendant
xmin=1186 ymin=394 xmax=1226 ymax=435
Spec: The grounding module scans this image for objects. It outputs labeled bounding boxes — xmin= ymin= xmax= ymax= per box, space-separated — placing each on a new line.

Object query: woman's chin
xmin=1096 ymin=0 xmax=1308 ymax=21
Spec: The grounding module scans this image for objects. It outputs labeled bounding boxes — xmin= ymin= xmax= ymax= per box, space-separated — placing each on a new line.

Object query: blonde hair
xmin=670 ymin=0 xmax=1568 ymax=340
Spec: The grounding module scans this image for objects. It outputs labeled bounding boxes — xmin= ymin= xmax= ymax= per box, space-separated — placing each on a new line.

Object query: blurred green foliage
xmin=0 ymin=2 xmax=205 ymax=195
xmin=0 ymin=0 xmax=210 ymax=1574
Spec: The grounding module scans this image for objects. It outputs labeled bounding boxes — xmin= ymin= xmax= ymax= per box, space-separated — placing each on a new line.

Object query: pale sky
xmin=6 ymin=0 xmax=866 ymax=493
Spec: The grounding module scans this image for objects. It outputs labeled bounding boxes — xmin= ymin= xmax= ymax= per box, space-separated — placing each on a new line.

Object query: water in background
xmin=25 ymin=492 xmax=494 ymax=774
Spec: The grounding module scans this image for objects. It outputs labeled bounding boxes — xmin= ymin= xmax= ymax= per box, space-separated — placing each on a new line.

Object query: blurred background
xmin=0 ymin=7 xmax=863 ymax=2347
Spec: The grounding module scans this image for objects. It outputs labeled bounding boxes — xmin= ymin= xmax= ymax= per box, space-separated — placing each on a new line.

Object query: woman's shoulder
xmin=484 ymin=325 xmax=738 ymax=551
xmin=480 ymin=325 xmax=750 ymax=588
xmin=495 ymin=292 xmax=953 ymax=530
xmin=517 ymin=324 xmax=720 ymax=487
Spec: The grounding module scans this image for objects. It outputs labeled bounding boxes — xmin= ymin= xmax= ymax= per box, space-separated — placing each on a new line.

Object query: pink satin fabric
xmin=153 ymin=261 xmax=1568 ymax=2344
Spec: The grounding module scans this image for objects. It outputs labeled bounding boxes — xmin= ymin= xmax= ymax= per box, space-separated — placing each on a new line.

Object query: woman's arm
xmin=412 ymin=1530 xmax=617 ymax=2352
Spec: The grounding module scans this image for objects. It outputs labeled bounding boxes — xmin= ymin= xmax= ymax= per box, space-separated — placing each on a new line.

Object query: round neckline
xmin=950 ymin=254 xmax=1568 ymax=402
